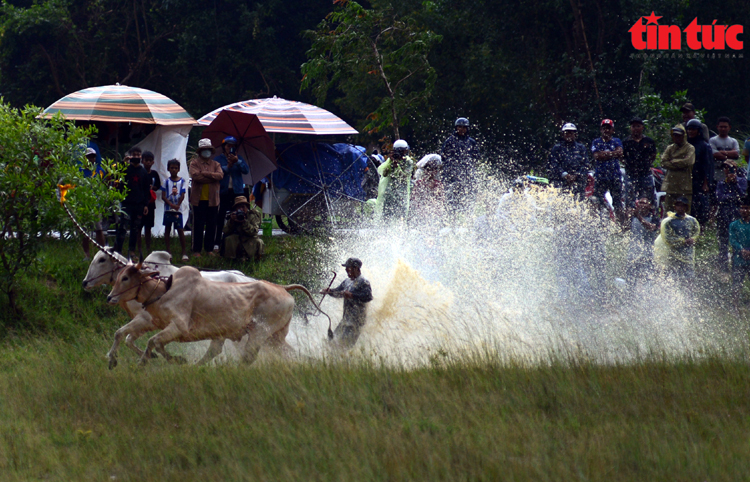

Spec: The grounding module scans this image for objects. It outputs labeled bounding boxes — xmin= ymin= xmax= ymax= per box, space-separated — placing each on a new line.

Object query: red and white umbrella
xmin=198 ymin=96 xmax=357 ymax=135
xmin=201 ymin=110 xmax=277 ymax=185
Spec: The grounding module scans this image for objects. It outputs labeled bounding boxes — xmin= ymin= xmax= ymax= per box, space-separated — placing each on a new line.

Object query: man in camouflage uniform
xmin=222 ymin=195 xmax=264 ymax=261
xmin=321 ymin=257 xmax=373 ymax=349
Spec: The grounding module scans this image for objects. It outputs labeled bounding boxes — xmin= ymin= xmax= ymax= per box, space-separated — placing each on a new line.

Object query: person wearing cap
xmin=622 ymin=117 xmax=657 ymax=207
xmin=189 ymin=138 xmax=224 ymax=257
xmin=709 ymin=116 xmax=741 ymax=183
xmin=680 ymin=103 xmax=710 ymax=142
xmin=80 ymin=147 xmax=107 ymax=259
xmin=376 ymin=139 xmax=415 ymax=221
xmin=548 ymin=123 xmax=589 ymax=199
xmin=660 ymin=196 xmax=700 ymax=282
xmin=222 ymin=195 xmax=263 ymax=261
xmin=661 ymin=124 xmax=695 ymax=214
xmin=321 ymin=258 xmax=373 ymax=349
xmin=139 ymin=150 xmax=161 ymax=254
xmin=441 ymin=117 xmax=479 ymax=216
xmin=716 ymin=160 xmax=747 ymax=271
xmin=685 ymin=118 xmax=713 ymax=226
xmin=729 ymin=201 xmax=750 ymax=309
xmin=215 ymin=136 xmax=250 ymax=250
xmin=591 ymin=119 xmax=625 ymax=221
xmin=114 ymin=147 xmax=152 ymax=261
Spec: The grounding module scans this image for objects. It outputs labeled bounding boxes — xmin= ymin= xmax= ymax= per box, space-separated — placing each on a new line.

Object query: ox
xmin=106 ymin=264 xmax=324 ymax=367
xmin=83 ymin=249 xmax=254 ymax=365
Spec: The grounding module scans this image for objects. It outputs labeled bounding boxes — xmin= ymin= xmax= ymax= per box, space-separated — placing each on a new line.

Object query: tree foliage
xmin=301 ymin=0 xmax=441 ymax=140
xmin=0 ymin=101 xmax=124 ymax=315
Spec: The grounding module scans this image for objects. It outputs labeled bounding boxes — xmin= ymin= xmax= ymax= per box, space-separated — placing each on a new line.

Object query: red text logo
xmin=629 ymin=12 xmax=743 ymax=50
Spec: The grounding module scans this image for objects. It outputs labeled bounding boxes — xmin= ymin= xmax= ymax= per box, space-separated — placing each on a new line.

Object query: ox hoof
xmin=171 ymin=356 xmax=188 ymax=365
xmin=149 ymin=351 xmax=159 ymax=359
xmin=108 ymin=358 xmax=118 ymax=370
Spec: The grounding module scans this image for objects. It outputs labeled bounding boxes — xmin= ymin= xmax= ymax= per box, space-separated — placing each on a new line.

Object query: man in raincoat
xmin=656 ymin=196 xmax=700 ymax=282
xmin=661 ymin=124 xmax=696 ymax=213
xmin=375 ymin=140 xmax=415 ymax=221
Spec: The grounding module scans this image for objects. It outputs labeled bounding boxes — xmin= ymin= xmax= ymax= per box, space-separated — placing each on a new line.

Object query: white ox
xmin=106 ymin=264 xmax=324 ymax=367
xmin=83 ymin=249 xmax=254 ymax=365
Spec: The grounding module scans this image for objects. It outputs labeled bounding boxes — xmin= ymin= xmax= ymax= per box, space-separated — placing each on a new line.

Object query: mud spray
xmin=218 ymin=174 xmax=746 ymax=367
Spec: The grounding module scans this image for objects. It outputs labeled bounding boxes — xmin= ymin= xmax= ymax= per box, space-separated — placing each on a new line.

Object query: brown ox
xmin=106 ymin=264 xmax=324 ymax=367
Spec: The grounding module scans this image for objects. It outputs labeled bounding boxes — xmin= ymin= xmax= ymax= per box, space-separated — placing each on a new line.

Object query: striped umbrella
xmin=197 ymin=96 xmax=358 ymax=135
xmin=41 ymin=84 xmax=195 ymax=126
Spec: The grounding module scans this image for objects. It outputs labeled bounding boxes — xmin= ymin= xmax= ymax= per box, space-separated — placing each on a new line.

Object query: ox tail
xmin=283 ymin=285 xmax=334 ymax=339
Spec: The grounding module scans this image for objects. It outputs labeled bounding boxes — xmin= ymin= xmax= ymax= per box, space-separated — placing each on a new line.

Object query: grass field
xmin=2 ymin=236 xmax=750 ymax=480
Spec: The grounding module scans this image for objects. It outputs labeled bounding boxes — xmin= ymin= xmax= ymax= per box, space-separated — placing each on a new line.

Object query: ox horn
xmin=56 ymin=184 xmax=125 ymax=266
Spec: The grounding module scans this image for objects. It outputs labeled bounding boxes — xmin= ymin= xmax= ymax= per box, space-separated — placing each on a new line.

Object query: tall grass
xmin=2 ymin=338 xmax=750 ymax=481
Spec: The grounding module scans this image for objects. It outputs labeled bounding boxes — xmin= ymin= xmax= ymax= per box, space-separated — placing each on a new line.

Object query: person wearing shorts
xmin=162 ymin=159 xmax=188 ymax=261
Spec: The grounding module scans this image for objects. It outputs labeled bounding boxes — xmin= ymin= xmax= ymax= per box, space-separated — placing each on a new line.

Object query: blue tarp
xmin=272 ymin=142 xmax=369 ymax=200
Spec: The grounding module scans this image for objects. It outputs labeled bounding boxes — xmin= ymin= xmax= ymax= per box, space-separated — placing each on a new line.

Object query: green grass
xmin=3 ymin=236 xmax=750 ymax=480
xmin=2 ymin=339 xmax=750 ymax=481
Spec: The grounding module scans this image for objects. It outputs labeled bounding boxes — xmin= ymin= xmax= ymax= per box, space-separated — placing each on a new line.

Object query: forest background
xmin=0 ymin=0 xmax=748 ymax=175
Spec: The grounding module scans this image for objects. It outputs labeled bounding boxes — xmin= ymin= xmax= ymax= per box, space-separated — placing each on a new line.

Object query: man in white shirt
xmin=710 ymin=116 xmax=741 ymax=182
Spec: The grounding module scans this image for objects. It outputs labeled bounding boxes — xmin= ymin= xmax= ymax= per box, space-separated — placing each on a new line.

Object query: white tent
xmin=134 ymin=125 xmax=192 ymax=236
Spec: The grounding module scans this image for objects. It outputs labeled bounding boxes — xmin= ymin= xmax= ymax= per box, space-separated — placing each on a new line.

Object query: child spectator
xmin=716 ymin=161 xmax=748 ymax=271
xmin=139 ymin=150 xmax=161 ymax=254
xmin=729 ymin=201 xmax=750 ymax=310
xmin=161 ymin=159 xmax=188 ymax=261
xmin=660 ymin=196 xmax=700 ymax=283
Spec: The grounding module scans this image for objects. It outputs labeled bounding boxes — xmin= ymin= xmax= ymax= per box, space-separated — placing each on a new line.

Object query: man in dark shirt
xmin=548 ymin=122 xmax=589 ymax=200
xmin=321 ymin=257 xmax=373 ymax=350
xmin=686 ymin=119 xmax=713 ymax=227
xmin=114 ymin=147 xmax=152 ymax=261
xmin=622 ymin=117 xmax=656 ymax=207
xmin=441 ymin=117 xmax=479 ymax=216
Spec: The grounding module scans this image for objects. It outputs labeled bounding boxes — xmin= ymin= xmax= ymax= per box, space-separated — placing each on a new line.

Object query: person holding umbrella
xmin=189 ymin=139 xmax=224 ymax=257
xmin=215 ymin=136 xmax=250 ymax=252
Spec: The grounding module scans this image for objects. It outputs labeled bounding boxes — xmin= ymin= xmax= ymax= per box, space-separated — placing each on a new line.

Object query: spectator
xmin=441 ymin=117 xmax=479 ymax=216
xmin=591 ymin=119 xmax=625 ymax=222
xmin=222 ymin=195 xmax=264 ymax=261
xmin=139 ymin=150 xmax=161 ymax=254
xmin=161 ymin=159 xmax=188 ymax=261
xmin=685 ymin=119 xmax=713 ymax=226
xmin=320 ymin=257 xmax=373 ymax=350
xmin=622 ymin=117 xmax=657 ymax=207
xmin=189 ymin=138 xmax=223 ymax=258
xmin=680 ymin=102 xmax=710 ymax=142
xmin=114 ymin=147 xmax=151 ymax=261
xmin=548 ymin=123 xmax=589 ymax=200
xmin=214 ymin=136 xmax=250 ymax=253
xmin=81 ymin=147 xmax=107 ymax=259
xmin=661 ymin=124 xmax=695 ymax=213
xmin=729 ymin=201 xmax=750 ymax=310
xmin=710 ymin=116 xmax=741 ymax=183
xmin=410 ymin=154 xmax=445 ymax=226
xmin=626 ymin=197 xmax=659 ymax=288
xmin=661 ymin=196 xmax=700 ymax=282
xmin=742 ymin=136 xmax=750 ymax=166
xmin=716 ymin=161 xmax=748 ymax=271
xmin=375 ymin=139 xmax=415 ymax=221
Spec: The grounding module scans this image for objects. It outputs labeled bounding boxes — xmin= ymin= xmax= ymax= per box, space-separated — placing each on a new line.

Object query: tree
xmin=0 ymin=101 xmax=124 ymax=317
xmin=301 ymin=0 xmax=441 ymax=140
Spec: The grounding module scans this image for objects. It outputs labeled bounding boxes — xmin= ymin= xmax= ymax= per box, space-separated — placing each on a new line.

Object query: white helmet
xmin=393 ymin=139 xmax=410 ymax=151
xmin=561 ymin=123 xmax=577 ymax=132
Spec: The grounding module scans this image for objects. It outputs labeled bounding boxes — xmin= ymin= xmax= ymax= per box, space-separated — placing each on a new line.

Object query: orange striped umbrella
xmin=41 ymin=84 xmax=195 ymax=126
xmin=197 ymin=96 xmax=357 ymax=135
